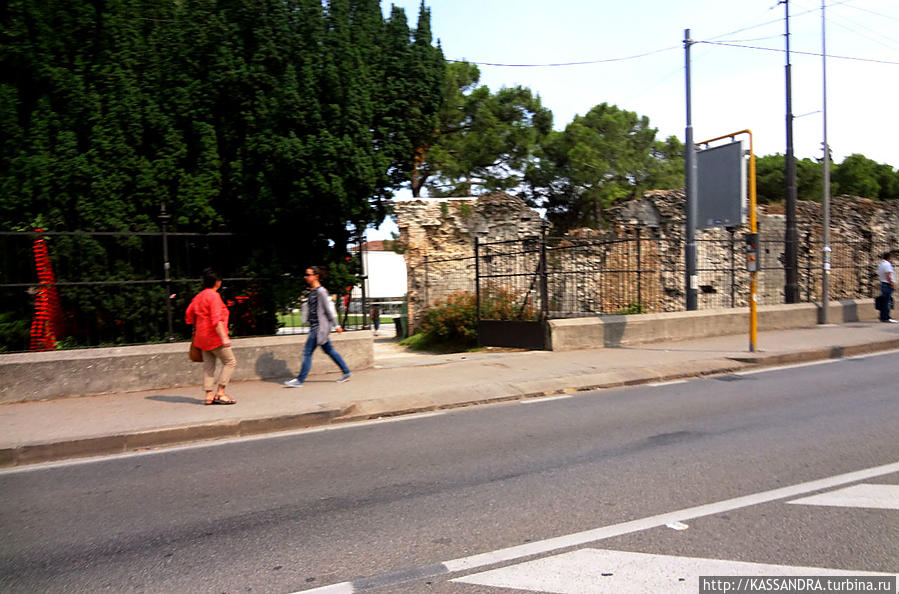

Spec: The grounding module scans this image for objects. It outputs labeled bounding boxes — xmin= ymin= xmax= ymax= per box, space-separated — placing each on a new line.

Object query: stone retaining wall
xmin=548 ymin=299 xmax=878 ymax=351
xmin=0 ymin=332 xmax=373 ymax=403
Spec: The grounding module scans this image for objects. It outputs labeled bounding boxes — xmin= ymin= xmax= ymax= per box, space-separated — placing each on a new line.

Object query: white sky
xmin=369 ymin=0 xmax=899 ymax=240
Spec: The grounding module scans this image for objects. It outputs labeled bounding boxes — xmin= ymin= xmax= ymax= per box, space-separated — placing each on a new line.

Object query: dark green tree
xmin=0 ymin=0 xmax=446 ymax=347
xmin=410 ymin=60 xmax=552 ymax=197
xmin=755 ymin=154 xmax=822 ymax=204
xmin=832 ymin=153 xmax=899 ymax=201
xmin=524 ymin=102 xmax=683 ymax=231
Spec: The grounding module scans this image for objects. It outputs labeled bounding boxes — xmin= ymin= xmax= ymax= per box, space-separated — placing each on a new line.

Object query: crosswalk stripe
xmin=788 ymin=484 xmax=899 ymax=510
xmin=441 ymin=461 xmax=899 ymax=574
xmin=299 ymin=461 xmax=899 ymax=593
xmin=452 ymin=548 xmax=895 ymax=593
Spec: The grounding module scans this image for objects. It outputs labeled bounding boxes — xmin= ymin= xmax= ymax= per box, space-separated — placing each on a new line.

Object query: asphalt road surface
xmin=2 ymin=352 xmax=898 ymax=593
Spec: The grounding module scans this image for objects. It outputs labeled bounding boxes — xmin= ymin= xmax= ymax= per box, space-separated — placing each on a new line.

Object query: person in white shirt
xmin=876 ymin=252 xmax=896 ymax=323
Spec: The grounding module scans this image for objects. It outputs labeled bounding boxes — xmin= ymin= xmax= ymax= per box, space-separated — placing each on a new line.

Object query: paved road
xmin=2 ymin=353 xmax=898 ymax=593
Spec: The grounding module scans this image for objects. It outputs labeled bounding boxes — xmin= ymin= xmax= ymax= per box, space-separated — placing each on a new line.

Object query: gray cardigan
xmin=307 ymin=286 xmax=338 ymax=345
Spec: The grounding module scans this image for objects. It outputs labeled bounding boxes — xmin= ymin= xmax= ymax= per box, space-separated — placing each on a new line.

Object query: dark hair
xmin=883 ymin=252 xmax=893 ymax=260
xmin=202 ymin=267 xmax=221 ymax=288
xmin=306 ymin=265 xmax=323 ymax=278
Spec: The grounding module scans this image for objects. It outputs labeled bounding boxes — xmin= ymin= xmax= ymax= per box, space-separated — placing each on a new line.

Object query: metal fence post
xmin=424 ymin=254 xmax=429 ymax=310
xmin=730 ymin=229 xmax=736 ymax=308
xmin=805 ymin=232 xmax=812 ymax=302
xmin=160 ymin=202 xmax=174 ymax=342
xmin=539 ymin=223 xmax=549 ymax=321
xmin=474 ymin=239 xmax=481 ymax=341
xmin=636 ymin=226 xmax=642 ymax=308
xmin=360 ymin=237 xmax=368 ymax=330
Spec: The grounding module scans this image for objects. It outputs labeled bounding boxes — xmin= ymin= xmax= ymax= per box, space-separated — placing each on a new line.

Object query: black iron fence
xmin=0 ymin=231 xmax=368 ymax=352
xmin=462 ymin=229 xmax=891 ymax=322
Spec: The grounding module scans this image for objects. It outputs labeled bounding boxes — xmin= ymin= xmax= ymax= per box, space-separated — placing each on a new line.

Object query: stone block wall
xmin=394 ymin=189 xmax=899 ymax=326
xmin=394 ymin=193 xmax=543 ymax=330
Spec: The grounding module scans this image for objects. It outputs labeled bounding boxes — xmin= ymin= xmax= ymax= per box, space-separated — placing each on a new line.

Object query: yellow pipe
xmin=696 ymin=130 xmax=757 ymax=352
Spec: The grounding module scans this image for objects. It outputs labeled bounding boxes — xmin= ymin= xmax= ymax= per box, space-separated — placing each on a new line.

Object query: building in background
xmin=350 ymin=240 xmax=407 ymax=315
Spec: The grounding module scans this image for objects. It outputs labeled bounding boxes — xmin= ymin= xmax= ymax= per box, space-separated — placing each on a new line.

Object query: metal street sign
xmin=697 ymin=140 xmax=747 ymax=229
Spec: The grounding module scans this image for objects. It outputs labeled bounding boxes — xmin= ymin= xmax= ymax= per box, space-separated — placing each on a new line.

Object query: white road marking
xmin=292 ymin=583 xmax=354 ymax=594
xmin=521 ymin=394 xmax=574 ymax=404
xmin=647 ymin=380 xmax=688 ymax=387
xmin=441 ymin=460 xmax=899 ymax=573
xmin=452 ymin=548 xmax=894 ymax=593
xmin=0 ymin=410 xmax=449 ymax=475
xmin=735 ymin=358 xmax=837 ymax=376
xmin=297 ymin=460 xmax=899 ymax=593
xmin=788 ymin=484 xmax=899 ymax=510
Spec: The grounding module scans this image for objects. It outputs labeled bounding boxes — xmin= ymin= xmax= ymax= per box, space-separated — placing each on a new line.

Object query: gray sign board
xmin=697 ymin=140 xmax=747 ymax=229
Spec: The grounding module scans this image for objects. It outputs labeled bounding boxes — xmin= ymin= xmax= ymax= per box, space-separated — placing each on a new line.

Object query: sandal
xmin=212 ymin=395 xmax=237 ymax=405
xmin=204 ymin=393 xmax=216 ymax=406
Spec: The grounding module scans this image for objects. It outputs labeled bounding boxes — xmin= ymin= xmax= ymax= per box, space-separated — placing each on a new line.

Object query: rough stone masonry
xmin=394 ymin=190 xmax=899 ymax=329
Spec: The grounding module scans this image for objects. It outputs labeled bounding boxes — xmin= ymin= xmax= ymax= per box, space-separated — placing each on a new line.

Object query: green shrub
xmin=616 ymin=301 xmax=646 ymax=315
xmin=419 ymin=291 xmax=478 ymax=348
xmin=405 ymin=288 xmax=538 ymax=352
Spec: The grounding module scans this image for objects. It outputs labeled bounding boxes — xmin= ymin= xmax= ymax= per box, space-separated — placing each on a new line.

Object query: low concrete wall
xmin=547 ymin=299 xmax=877 ymax=351
xmin=0 ymin=331 xmax=373 ymax=404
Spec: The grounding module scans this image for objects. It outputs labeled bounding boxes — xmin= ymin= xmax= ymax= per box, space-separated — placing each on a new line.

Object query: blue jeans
xmin=880 ymin=282 xmax=894 ymax=321
xmin=297 ymin=329 xmax=349 ymax=382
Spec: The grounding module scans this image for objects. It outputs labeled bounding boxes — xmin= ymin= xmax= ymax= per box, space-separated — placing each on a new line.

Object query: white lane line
xmin=297 ymin=460 xmax=899 ymax=593
xmin=292 ymin=583 xmax=354 ymax=594
xmin=647 ymin=380 xmax=688 ymax=387
xmin=0 ymin=410 xmax=449 ymax=475
xmin=788 ymin=484 xmax=899 ymax=510
xmin=733 ymin=348 xmax=899 ymax=377
xmin=735 ymin=358 xmax=838 ymax=376
xmin=442 ymin=460 xmax=899 ymax=573
xmin=452 ymin=548 xmax=894 ymax=593
xmin=521 ymin=394 xmax=574 ymax=404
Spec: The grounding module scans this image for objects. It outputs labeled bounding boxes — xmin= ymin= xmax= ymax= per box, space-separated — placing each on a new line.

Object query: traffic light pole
xmin=684 ymin=29 xmax=698 ymax=311
xmin=697 ymin=130 xmax=758 ymax=352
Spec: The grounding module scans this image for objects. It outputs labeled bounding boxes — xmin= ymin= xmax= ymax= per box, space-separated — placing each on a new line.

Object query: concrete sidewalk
xmin=3 ymin=321 xmax=899 ymax=468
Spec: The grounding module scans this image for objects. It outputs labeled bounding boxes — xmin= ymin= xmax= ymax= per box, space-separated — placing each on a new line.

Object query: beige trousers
xmin=202 ymin=345 xmax=237 ymax=391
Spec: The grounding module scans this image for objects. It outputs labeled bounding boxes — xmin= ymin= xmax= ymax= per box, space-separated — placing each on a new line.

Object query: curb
xmin=3 ymin=339 xmax=898 ymax=469
xmin=727 ymin=337 xmax=899 ymax=365
xmin=0 ymin=407 xmax=351 ymax=468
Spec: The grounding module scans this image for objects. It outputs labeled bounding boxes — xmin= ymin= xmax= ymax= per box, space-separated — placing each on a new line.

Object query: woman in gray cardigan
xmin=284 ymin=266 xmax=351 ymax=387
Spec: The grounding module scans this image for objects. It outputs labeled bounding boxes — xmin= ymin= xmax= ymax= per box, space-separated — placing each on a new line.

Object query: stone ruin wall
xmin=395 ymin=190 xmax=899 ymax=328
xmin=608 ymin=190 xmax=899 ymax=311
xmin=394 ymin=193 xmax=543 ymax=330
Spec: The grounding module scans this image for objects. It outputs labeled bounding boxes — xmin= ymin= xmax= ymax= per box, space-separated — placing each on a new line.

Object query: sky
xmin=369 ymin=0 xmax=899 ymax=240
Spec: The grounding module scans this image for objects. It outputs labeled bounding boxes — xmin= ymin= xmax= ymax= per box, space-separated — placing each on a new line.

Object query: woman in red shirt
xmin=185 ymin=268 xmax=237 ymax=405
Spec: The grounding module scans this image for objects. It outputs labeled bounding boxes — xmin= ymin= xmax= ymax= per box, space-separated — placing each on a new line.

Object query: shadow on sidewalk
xmin=254 ymin=351 xmax=293 ymax=384
xmin=146 ymin=395 xmax=206 ymax=405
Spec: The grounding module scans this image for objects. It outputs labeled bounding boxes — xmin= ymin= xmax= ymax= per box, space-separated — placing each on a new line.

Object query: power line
xmin=837 ymin=1 xmax=899 ymax=21
xmin=447 ymin=45 xmax=680 ymax=68
xmin=447 ymin=1 xmax=895 ymax=69
xmin=825 ymin=8 xmax=899 ymax=52
xmin=698 ymin=40 xmax=899 ymax=65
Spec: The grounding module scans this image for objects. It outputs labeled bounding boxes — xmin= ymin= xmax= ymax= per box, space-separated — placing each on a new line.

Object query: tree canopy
xmin=0 ymin=0 xmax=444 ymax=266
xmin=410 ymin=61 xmax=552 ymax=197
xmin=0 ymin=0 xmax=445 ymax=348
xmin=756 ymin=153 xmax=899 ymax=203
xmin=523 ymin=102 xmax=684 ymax=231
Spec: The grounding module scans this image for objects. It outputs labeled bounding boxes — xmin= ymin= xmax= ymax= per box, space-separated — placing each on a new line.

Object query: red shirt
xmin=185 ymin=288 xmax=230 ymax=350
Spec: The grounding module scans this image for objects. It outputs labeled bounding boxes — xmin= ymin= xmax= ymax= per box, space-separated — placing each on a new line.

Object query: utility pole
xmin=782 ymin=0 xmax=800 ymax=303
xmin=820 ymin=0 xmax=831 ymax=323
xmin=684 ymin=28 xmax=698 ymax=311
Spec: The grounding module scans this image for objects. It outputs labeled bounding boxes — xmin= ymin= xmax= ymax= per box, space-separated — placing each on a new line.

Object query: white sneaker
xmin=284 ymin=378 xmax=304 ymax=387
xmin=890 ymin=319 xmax=898 ymax=323
xmin=337 ymin=373 xmax=351 ymax=383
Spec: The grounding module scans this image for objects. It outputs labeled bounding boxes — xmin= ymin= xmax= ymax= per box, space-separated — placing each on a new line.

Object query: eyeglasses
xmin=304 ymin=273 xmax=316 ymax=277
